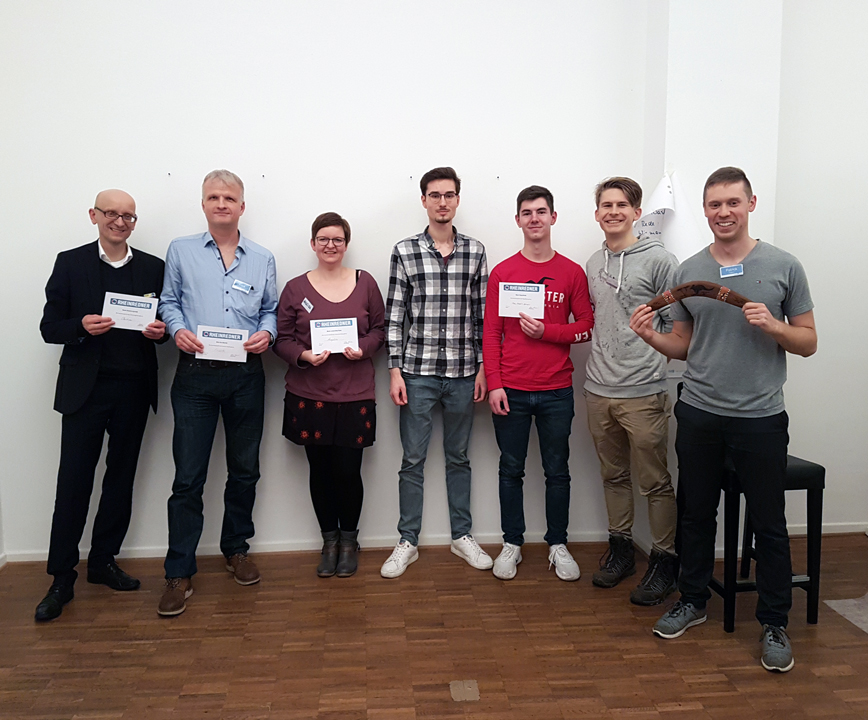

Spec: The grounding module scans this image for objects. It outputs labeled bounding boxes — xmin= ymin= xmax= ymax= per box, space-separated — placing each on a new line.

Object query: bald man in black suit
xmin=37 ymin=189 xmax=167 ymax=621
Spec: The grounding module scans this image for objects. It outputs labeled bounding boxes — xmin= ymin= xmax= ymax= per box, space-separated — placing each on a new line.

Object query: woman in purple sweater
xmin=273 ymin=212 xmax=385 ymax=578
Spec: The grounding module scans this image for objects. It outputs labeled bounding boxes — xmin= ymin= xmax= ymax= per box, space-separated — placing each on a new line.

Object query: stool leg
xmin=723 ymin=487 xmax=740 ymax=633
xmin=740 ymin=513 xmax=753 ymax=579
xmin=806 ymin=487 xmax=823 ymax=624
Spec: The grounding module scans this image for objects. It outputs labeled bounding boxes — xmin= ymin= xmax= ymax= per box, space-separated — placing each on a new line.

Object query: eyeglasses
xmin=426 ymin=192 xmax=458 ymax=202
xmin=94 ymin=206 xmax=138 ymax=224
xmin=314 ymin=236 xmax=346 ymax=247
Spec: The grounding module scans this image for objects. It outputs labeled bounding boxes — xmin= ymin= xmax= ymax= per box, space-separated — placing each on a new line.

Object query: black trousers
xmin=47 ymin=375 xmax=150 ymax=585
xmin=674 ymin=401 xmax=792 ymax=628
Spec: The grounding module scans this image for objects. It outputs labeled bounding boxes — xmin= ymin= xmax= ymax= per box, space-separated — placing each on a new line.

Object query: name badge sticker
xmin=720 ymin=264 xmax=744 ymax=278
xmin=232 ymin=279 xmax=252 ymax=294
xmin=301 ymin=297 xmax=314 ymax=313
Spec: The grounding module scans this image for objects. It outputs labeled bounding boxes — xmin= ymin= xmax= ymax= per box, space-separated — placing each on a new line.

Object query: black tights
xmin=305 ymin=445 xmax=364 ymax=532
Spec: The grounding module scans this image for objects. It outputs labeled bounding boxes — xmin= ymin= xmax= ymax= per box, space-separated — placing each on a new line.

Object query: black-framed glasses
xmin=426 ymin=192 xmax=458 ymax=202
xmin=94 ymin=206 xmax=138 ymax=224
xmin=314 ymin=236 xmax=346 ymax=247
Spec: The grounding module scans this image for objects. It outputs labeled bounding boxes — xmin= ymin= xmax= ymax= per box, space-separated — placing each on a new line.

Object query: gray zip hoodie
xmin=584 ymin=237 xmax=679 ymax=398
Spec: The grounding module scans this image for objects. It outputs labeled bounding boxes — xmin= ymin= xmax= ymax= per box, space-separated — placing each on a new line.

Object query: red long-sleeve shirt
xmin=483 ymin=251 xmax=593 ymax=392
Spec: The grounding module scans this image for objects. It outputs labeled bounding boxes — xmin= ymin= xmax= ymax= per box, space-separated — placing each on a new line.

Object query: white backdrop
xmin=0 ymin=0 xmax=865 ymax=567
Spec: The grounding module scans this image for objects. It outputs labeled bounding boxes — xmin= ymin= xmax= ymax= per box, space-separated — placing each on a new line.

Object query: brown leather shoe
xmin=226 ymin=553 xmax=261 ymax=585
xmin=157 ymin=577 xmax=192 ymax=617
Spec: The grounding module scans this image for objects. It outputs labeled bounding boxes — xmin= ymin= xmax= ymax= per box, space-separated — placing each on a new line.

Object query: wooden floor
xmin=1 ymin=534 xmax=867 ymax=720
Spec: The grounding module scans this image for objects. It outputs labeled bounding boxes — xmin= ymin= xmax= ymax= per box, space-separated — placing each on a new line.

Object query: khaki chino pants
xmin=584 ymin=391 xmax=676 ymax=553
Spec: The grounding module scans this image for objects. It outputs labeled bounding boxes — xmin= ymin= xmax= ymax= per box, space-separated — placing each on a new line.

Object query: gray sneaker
xmin=652 ymin=601 xmax=707 ymax=639
xmin=760 ymin=624 xmax=794 ymax=673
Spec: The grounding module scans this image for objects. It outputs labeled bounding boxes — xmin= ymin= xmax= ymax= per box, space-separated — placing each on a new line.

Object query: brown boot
xmin=317 ymin=530 xmax=340 ymax=577
xmin=158 ymin=577 xmax=193 ymax=617
xmin=336 ymin=530 xmax=360 ymax=578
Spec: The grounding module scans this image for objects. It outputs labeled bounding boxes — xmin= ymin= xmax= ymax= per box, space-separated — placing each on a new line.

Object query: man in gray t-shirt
xmin=630 ymin=167 xmax=817 ymax=674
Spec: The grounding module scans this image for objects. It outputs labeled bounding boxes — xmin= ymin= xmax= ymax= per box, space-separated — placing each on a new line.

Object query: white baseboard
xmin=3 ymin=525 xmax=864 ymax=564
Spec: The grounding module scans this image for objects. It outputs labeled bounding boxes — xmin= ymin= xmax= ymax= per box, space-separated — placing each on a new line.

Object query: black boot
xmin=336 ymin=529 xmax=360 ymax=578
xmin=630 ymin=549 xmax=678 ymax=605
xmin=592 ymin=534 xmax=636 ymax=588
xmin=317 ymin=530 xmax=340 ymax=577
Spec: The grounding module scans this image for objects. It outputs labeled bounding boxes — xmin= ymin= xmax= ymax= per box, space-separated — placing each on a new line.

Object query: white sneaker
xmin=493 ymin=543 xmax=522 ymax=580
xmin=548 ymin=543 xmax=580 ymax=581
xmin=451 ymin=534 xmax=494 ymax=570
xmin=380 ymin=540 xmax=419 ymax=578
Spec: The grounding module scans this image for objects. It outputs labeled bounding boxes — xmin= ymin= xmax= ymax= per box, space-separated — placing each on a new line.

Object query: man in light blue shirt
xmin=157 ymin=169 xmax=278 ymax=617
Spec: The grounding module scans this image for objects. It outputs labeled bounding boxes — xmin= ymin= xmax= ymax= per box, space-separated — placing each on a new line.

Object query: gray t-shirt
xmin=671 ymin=240 xmax=813 ymax=418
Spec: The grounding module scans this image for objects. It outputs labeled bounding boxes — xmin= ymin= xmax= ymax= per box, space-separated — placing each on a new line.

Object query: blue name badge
xmin=231 ymin=279 xmax=252 ymax=294
xmin=720 ymin=264 xmax=744 ymax=278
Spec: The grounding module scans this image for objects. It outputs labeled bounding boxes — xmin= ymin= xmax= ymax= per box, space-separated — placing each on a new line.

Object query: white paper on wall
xmin=636 ymin=171 xmax=706 ymax=262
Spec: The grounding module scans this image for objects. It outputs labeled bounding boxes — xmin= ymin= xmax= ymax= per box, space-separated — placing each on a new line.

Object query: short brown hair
xmin=703 ymin=166 xmax=752 ymax=202
xmin=516 ymin=185 xmax=554 ymax=215
xmin=420 ymin=167 xmax=461 ymax=196
xmin=311 ymin=212 xmax=351 ymax=245
xmin=594 ymin=177 xmax=642 ymax=208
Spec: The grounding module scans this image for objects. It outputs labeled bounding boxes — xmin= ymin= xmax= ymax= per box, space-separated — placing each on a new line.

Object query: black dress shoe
xmin=87 ymin=561 xmax=141 ymax=591
xmin=35 ymin=584 xmax=74 ymax=622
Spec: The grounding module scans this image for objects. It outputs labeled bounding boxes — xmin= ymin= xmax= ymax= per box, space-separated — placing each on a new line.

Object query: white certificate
xmin=101 ymin=292 xmax=158 ymax=331
xmin=498 ymin=282 xmax=545 ymax=319
xmin=310 ymin=317 xmax=359 ymax=355
xmin=196 ymin=325 xmax=249 ymax=362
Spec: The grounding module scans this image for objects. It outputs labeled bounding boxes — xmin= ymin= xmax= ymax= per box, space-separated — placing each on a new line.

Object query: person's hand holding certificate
xmin=196 ymin=326 xmax=249 ymax=362
xmin=311 ymin=318 xmax=359 ymax=355
xmin=498 ymin=283 xmax=545 ymax=319
xmin=101 ymin=292 xmax=158 ymax=331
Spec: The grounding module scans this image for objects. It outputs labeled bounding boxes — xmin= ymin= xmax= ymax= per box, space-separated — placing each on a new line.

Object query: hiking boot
xmin=157 ymin=577 xmax=193 ymax=617
xmin=652 ymin=600 xmax=707 ymax=639
xmin=630 ymin=550 xmax=678 ymax=606
xmin=336 ymin=529 xmax=360 ymax=578
xmin=226 ymin=553 xmax=261 ymax=585
xmin=592 ymin=534 xmax=636 ymax=588
xmin=548 ymin=543 xmax=581 ymax=581
xmin=760 ymin=624 xmax=794 ymax=672
xmin=493 ymin=543 xmax=522 ymax=580
xmin=317 ymin=530 xmax=340 ymax=577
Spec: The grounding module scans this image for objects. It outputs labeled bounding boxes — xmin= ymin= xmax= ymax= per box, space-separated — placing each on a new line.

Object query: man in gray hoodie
xmin=584 ymin=177 xmax=679 ymax=605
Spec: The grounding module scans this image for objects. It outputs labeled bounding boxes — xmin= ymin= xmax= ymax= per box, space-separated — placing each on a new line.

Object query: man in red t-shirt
xmin=483 ymin=185 xmax=594 ymax=581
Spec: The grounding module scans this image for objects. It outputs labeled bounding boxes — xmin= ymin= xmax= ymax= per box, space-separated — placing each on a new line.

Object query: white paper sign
xmin=498 ymin=282 xmax=545 ymax=319
xmin=637 ymin=171 xmax=706 ymax=262
xmin=196 ymin=325 xmax=248 ymax=362
xmin=310 ymin=318 xmax=359 ymax=355
xmin=101 ymin=292 xmax=158 ymax=331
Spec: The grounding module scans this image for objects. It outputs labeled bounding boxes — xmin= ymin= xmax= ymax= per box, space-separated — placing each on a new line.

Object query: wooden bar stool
xmin=707 ymin=454 xmax=825 ymax=632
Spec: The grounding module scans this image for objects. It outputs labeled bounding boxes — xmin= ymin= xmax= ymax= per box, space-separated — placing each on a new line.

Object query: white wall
xmin=774 ymin=0 xmax=868 ymax=529
xmin=0 ymin=1 xmax=864 ymax=565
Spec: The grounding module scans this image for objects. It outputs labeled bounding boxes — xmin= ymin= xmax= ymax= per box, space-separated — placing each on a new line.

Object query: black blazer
xmin=40 ymin=241 xmax=167 ymax=415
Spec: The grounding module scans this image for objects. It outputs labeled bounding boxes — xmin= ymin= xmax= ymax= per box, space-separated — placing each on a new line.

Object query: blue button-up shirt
xmin=160 ymin=232 xmax=278 ymax=340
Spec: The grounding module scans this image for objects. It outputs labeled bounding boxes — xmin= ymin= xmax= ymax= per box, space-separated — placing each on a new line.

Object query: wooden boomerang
xmin=646 ymin=281 xmax=752 ymax=311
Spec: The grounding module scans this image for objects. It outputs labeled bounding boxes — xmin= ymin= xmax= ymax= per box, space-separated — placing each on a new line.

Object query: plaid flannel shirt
xmin=386 ymin=229 xmax=487 ymax=378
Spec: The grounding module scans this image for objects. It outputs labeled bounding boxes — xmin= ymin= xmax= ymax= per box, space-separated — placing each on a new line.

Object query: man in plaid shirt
xmin=380 ymin=167 xmax=492 ymax=578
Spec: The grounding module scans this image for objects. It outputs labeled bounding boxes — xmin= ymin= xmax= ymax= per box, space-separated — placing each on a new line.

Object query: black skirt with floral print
xmin=282 ymin=391 xmax=376 ymax=448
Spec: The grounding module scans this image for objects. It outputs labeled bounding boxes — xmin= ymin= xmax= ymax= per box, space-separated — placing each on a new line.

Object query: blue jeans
xmin=164 ymin=355 xmax=265 ymax=578
xmin=397 ymin=373 xmax=475 ymax=545
xmin=492 ymin=387 xmax=575 ymax=546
